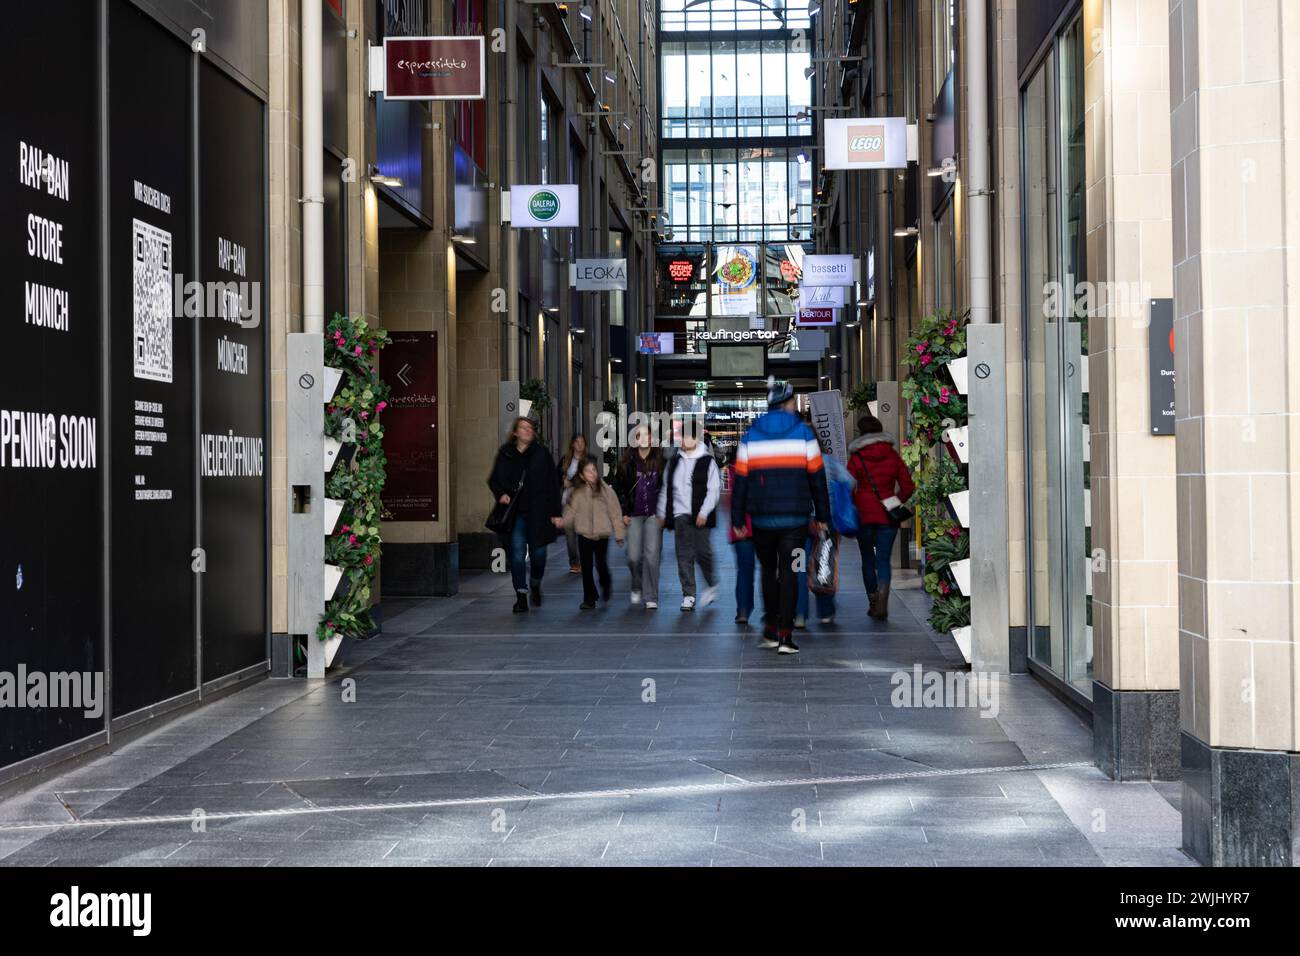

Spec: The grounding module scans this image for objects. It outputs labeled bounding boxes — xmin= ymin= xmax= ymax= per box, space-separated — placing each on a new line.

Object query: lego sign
xmin=823 ymin=116 xmax=909 ymax=170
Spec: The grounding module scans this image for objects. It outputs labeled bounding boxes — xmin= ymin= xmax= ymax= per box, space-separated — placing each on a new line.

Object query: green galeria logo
xmin=528 ymin=189 xmax=560 ymax=222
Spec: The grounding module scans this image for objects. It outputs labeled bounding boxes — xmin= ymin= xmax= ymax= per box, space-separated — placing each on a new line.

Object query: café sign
xmin=382 ymin=37 xmax=486 ymax=100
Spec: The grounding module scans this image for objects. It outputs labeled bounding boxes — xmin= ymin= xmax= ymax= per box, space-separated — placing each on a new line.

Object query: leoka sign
xmin=383 ymin=37 xmax=486 ymax=100
xmin=801 ymin=254 xmax=856 ymax=287
xmin=509 ymin=184 xmax=579 ymax=228
xmin=823 ymin=116 xmax=909 ymax=170
xmin=573 ymin=258 xmax=627 ymax=291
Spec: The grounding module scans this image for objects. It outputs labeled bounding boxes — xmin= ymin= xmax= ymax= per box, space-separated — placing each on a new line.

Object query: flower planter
xmin=323 ymin=436 xmax=342 ymax=472
xmin=946 ymin=356 xmax=969 ymax=395
xmin=323 ymin=366 xmax=343 ymax=403
xmin=948 ymin=558 xmax=971 ymax=596
xmin=951 ymin=625 xmax=972 ymax=663
xmin=323 ymin=632 xmax=345 ymax=669
xmin=323 ymin=563 xmax=345 ymax=602
xmin=943 ymin=425 xmax=969 ymax=463
xmin=324 ymin=497 xmax=345 ymax=532
xmin=946 ymin=490 xmax=970 ymax=528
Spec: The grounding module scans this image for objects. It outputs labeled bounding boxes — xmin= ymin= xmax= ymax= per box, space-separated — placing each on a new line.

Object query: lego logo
xmin=850 ymin=136 xmax=883 ymax=151
xmin=847 ymin=124 xmax=886 ymax=162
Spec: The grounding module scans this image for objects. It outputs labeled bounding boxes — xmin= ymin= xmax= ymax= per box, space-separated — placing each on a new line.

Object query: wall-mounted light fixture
xmin=368 ymin=164 xmax=402 ymax=188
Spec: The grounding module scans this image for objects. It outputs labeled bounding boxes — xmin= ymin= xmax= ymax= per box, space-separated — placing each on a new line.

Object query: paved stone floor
xmin=0 ymin=521 xmax=1192 ymax=866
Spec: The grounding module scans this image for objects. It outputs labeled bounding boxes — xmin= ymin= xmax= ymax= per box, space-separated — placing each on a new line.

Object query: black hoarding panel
xmin=198 ymin=61 xmax=267 ymax=681
xmin=109 ymin=1 xmax=197 ymax=716
xmin=1 ymin=6 xmax=104 ymax=767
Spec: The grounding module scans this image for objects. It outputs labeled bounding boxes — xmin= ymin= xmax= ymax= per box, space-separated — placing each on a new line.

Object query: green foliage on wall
xmin=319 ymin=313 xmax=392 ymax=643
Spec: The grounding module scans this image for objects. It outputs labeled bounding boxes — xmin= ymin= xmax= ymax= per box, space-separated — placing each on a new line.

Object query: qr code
xmin=133 ymin=218 xmax=173 ymax=383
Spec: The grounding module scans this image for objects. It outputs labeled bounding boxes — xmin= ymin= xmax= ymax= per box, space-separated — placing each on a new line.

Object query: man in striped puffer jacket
xmin=731 ymin=378 xmax=831 ymax=655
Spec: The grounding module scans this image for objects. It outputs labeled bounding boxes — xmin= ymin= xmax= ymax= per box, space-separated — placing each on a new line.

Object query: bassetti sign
xmin=823 ymin=116 xmax=909 ymax=170
xmin=508 ymin=184 xmax=580 ymax=228
xmin=801 ymin=254 xmax=856 ymax=287
xmin=382 ymin=36 xmax=486 ymax=100
xmin=573 ymin=258 xmax=627 ymax=291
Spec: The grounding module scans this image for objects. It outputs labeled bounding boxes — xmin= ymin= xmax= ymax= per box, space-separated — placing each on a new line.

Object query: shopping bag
xmin=810 ymin=529 xmax=839 ymax=595
xmin=830 ymin=478 xmax=859 ymax=537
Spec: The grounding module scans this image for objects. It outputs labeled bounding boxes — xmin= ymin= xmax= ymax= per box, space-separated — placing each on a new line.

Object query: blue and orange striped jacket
xmin=731 ymin=409 xmax=831 ymax=529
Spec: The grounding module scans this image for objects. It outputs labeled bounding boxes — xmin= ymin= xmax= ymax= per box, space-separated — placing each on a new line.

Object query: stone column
xmin=1086 ymin=0 xmax=1180 ymax=780
xmin=1170 ymin=0 xmax=1300 ymax=866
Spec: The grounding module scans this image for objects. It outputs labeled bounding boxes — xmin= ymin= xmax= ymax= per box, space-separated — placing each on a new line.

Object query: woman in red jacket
xmin=846 ymin=414 xmax=916 ymax=620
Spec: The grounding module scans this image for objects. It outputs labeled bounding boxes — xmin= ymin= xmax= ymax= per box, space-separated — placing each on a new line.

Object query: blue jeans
xmin=509 ymin=519 xmax=548 ymax=592
xmin=796 ymin=533 xmax=837 ymax=619
xmin=856 ymin=523 xmax=898 ymax=593
xmin=734 ymin=539 xmax=756 ymax=617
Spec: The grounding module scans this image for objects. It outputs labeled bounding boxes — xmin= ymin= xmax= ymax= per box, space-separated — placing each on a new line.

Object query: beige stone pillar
xmin=1170 ymin=0 xmax=1300 ymax=865
xmin=1086 ymin=0 xmax=1180 ymax=779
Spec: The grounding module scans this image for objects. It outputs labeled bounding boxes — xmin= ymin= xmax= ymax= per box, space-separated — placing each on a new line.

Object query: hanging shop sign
xmin=573 ymin=257 xmax=628 ymax=291
xmin=509 ymin=184 xmax=580 ymax=228
xmin=696 ymin=328 xmax=780 ymax=343
xmin=799 ymin=285 xmax=847 ymax=309
xmin=796 ymin=308 xmax=836 ymax=327
xmin=801 ymin=254 xmax=856 ymax=287
xmin=713 ymin=245 xmax=759 ymax=317
xmin=809 ymin=389 xmax=848 ymax=463
xmin=382 ymin=36 xmax=486 ymax=100
xmin=823 ymin=116 xmax=909 ymax=170
xmin=1148 ymin=298 xmax=1175 ymax=435
xmin=638 ymin=332 xmax=675 ymax=354
xmin=382 ymin=331 xmax=440 ymax=520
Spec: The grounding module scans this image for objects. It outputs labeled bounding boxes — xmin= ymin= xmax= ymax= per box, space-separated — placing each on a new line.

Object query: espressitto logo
xmin=528 ymin=189 xmax=560 ymax=222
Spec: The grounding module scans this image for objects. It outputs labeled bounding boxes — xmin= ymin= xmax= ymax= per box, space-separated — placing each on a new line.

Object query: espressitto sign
xmin=383 ymin=36 xmax=486 ymax=100
xmin=509 ymin=184 xmax=580 ymax=228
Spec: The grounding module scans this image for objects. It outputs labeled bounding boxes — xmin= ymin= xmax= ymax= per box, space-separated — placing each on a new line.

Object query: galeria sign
xmin=573 ymin=258 xmax=627 ymax=291
xmin=383 ymin=36 xmax=486 ymax=100
xmin=823 ymin=116 xmax=908 ymax=170
xmin=510 ymin=184 xmax=580 ymax=228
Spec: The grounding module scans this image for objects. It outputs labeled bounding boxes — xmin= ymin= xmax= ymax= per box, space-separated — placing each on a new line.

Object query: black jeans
xmin=578 ymin=536 xmax=611 ymax=603
xmin=752 ymin=524 xmax=805 ymax=634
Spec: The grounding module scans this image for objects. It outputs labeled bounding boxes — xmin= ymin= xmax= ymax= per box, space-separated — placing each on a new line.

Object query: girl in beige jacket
xmin=563 ymin=460 xmax=625 ymax=608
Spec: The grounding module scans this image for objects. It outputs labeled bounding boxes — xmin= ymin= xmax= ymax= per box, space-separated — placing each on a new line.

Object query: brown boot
xmin=868 ymin=592 xmax=880 ymax=618
xmin=873 ymin=583 xmax=891 ymax=620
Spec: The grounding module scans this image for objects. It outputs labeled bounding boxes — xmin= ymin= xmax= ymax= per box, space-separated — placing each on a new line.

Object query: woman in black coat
xmin=488 ymin=416 xmax=564 ymax=612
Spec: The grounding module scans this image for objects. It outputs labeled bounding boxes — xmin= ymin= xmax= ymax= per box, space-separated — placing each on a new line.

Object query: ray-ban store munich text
xmin=1 ymin=0 xmax=270 ymax=779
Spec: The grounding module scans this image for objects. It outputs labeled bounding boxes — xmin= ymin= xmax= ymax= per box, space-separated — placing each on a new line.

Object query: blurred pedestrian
xmin=847 ymin=414 xmax=915 ymax=621
xmin=563 ymin=459 xmax=625 ymax=609
xmin=487 ymin=417 xmax=564 ymax=613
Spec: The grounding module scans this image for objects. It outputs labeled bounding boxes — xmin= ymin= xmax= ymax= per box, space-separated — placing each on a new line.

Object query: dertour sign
xmin=509 ymin=184 xmax=579 ymax=228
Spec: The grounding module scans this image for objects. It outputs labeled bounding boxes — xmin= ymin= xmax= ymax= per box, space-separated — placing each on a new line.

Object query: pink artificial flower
xmin=944 ymin=319 xmax=957 ymax=335
xmin=348 ymin=534 xmax=358 ymax=545
xmin=938 ymin=387 xmax=950 ymax=404
xmin=359 ymin=410 xmax=369 ymax=420
xmin=921 ymin=395 xmax=931 ymax=405
xmin=326 ymin=619 xmax=334 ymax=629
xmin=916 ymin=341 xmax=929 ymax=354
xmin=920 ymin=354 xmax=932 ymax=366
xmin=940 ymin=581 xmax=951 ymax=595
xmin=376 ymin=401 xmax=387 ymax=413
xmin=948 ymin=526 xmax=961 ymax=538
xmin=341 ymin=524 xmax=350 ymax=533
xmin=364 ymin=554 xmax=374 ymax=566
xmin=354 ymin=345 xmax=363 ymax=356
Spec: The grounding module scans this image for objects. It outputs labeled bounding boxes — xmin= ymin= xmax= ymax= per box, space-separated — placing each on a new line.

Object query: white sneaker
xmin=700 ymin=585 xmax=719 ymax=607
xmin=645 ymin=600 xmax=658 ymax=609
xmin=630 ymin=591 xmax=642 ymax=605
xmin=680 ymin=595 xmax=696 ymax=611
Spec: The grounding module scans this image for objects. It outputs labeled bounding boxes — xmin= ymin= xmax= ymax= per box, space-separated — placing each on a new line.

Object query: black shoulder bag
xmin=859 ymin=455 xmax=913 ymax=527
xmin=486 ymin=471 xmax=525 ymax=535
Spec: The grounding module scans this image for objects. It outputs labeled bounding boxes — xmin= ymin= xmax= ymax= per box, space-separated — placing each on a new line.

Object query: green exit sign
xmin=694 ymin=381 xmax=708 ymax=395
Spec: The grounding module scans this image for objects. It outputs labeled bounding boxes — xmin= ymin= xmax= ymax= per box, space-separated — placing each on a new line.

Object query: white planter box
xmin=324 ymin=497 xmax=345 ymax=532
xmin=947 ymin=356 xmax=969 ymax=395
xmin=947 ymin=490 xmax=970 ymax=528
xmin=943 ymin=425 xmax=970 ymax=463
xmin=951 ymin=626 xmax=972 ymax=663
xmin=323 ymin=633 xmax=344 ymax=669
xmin=949 ymin=558 xmax=971 ymax=596
xmin=323 ymin=437 xmax=342 ymax=472
xmin=323 ymin=366 xmax=343 ymax=403
xmin=324 ymin=563 xmax=344 ymax=600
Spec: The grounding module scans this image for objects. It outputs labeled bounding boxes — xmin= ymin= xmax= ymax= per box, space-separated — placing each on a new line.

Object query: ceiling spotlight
xmin=604 ymin=71 xmax=616 ymax=84
xmin=450 ymin=233 xmax=476 ymax=245
xmin=808 ymin=0 xmax=822 ymax=15
xmin=578 ymin=4 xmax=593 ymax=20
xmin=803 ymin=66 xmax=816 ymax=79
